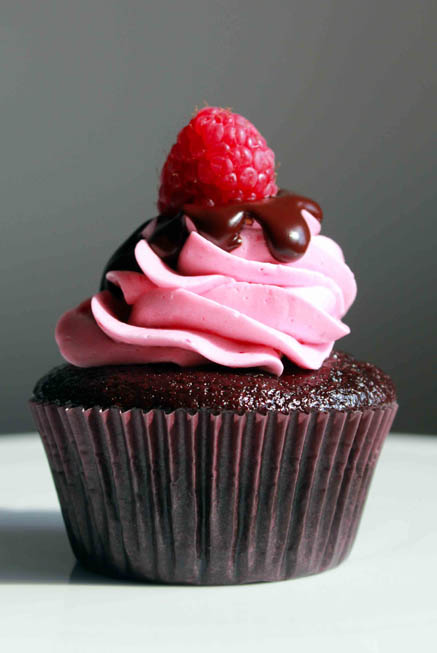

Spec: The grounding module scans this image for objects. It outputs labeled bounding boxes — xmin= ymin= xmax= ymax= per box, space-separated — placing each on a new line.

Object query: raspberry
xmin=158 ymin=107 xmax=278 ymax=214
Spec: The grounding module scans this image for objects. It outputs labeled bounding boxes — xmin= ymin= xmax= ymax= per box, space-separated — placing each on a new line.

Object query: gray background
xmin=1 ymin=0 xmax=435 ymax=434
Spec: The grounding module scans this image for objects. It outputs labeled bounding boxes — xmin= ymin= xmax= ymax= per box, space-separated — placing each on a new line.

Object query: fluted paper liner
xmin=30 ymin=402 xmax=397 ymax=584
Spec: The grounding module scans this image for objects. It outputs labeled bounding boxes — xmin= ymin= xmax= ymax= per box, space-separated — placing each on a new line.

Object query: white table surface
xmin=0 ymin=432 xmax=436 ymax=653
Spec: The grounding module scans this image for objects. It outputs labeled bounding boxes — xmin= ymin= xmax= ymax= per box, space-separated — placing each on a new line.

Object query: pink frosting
xmin=56 ymin=210 xmax=356 ymax=375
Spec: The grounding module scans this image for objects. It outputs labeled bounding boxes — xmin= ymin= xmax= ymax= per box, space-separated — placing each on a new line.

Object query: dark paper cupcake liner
xmin=30 ymin=402 xmax=397 ymax=585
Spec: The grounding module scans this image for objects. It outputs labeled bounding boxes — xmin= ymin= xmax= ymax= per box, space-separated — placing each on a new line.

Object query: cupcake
xmin=30 ymin=107 xmax=397 ymax=585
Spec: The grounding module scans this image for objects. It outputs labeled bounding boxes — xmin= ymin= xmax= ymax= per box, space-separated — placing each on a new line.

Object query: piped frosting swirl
xmin=56 ymin=197 xmax=356 ymax=375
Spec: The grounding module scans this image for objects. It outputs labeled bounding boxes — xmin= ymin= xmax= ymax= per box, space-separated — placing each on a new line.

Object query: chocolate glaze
xmin=147 ymin=211 xmax=189 ymax=267
xmin=100 ymin=190 xmax=323 ymax=293
xmin=100 ymin=219 xmax=149 ymax=293
xmin=183 ymin=190 xmax=322 ymax=262
xmin=32 ymin=351 xmax=397 ymax=414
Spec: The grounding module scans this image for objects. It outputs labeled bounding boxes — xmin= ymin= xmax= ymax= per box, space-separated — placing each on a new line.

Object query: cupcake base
xmin=30 ymin=402 xmax=397 ymax=585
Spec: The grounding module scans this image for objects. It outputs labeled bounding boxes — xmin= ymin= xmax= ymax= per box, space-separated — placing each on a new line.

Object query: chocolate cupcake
xmin=30 ymin=107 xmax=397 ymax=584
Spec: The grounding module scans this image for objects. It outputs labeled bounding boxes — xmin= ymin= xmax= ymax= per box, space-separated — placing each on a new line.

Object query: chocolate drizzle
xmin=147 ymin=211 xmax=189 ymax=268
xmin=183 ymin=190 xmax=322 ymax=263
xmin=100 ymin=220 xmax=149 ymax=292
xmin=101 ymin=190 xmax=323 ymax=293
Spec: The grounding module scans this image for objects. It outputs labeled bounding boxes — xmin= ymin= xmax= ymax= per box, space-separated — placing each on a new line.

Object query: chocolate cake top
xmin=32 ymin=351 xmax=396 ymax=414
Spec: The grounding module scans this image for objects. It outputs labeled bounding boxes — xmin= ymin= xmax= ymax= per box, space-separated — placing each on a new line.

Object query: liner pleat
xmin=30 ymin=402 xmax=397 ymax=585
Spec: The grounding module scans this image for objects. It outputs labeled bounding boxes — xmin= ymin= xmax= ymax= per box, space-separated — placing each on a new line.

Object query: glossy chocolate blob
xmin=182 ymin=190 xmax=322 ymax=262
xmin=100 ymin=220 xmax=149 ymax=293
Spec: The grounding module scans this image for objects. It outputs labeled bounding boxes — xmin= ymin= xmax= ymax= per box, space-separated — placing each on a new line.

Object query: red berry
xmin=158 ymin=107 xmax=278 ymax=214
